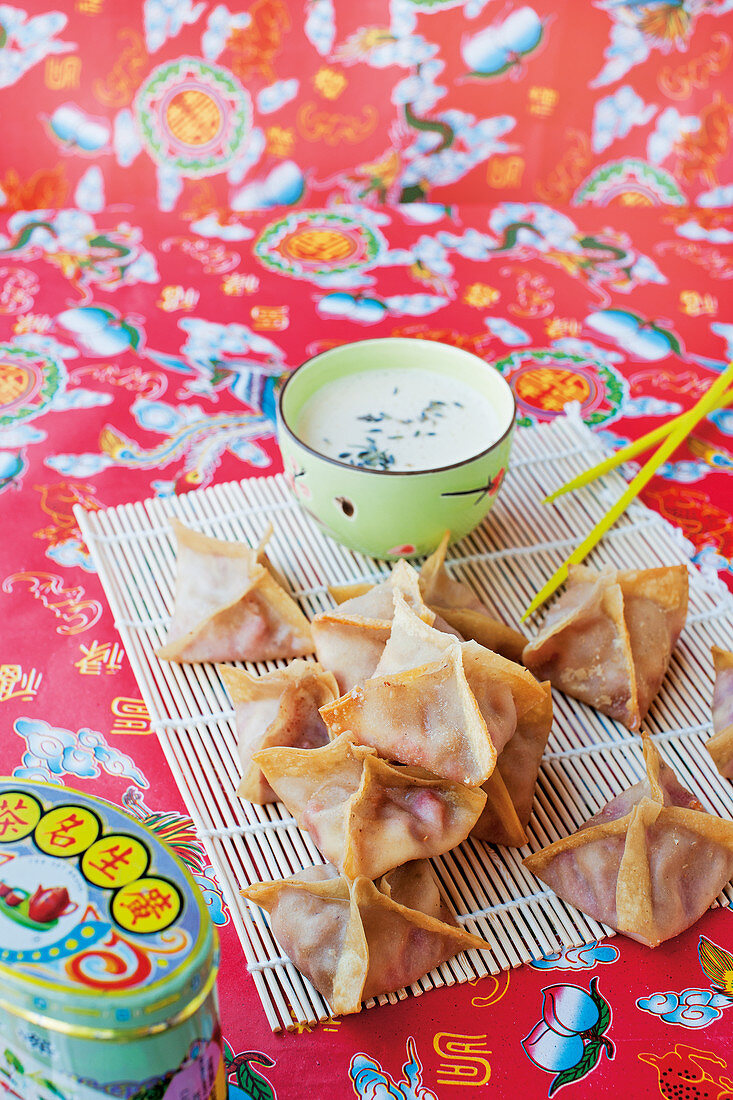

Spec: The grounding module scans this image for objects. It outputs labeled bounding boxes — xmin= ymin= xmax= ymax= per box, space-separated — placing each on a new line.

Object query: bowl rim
xmin=277 ymin=337 xmax=517 ymax=477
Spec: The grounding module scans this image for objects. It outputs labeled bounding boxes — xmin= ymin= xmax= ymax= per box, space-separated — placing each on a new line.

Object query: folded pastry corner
xmin=252 ymin=731 xmax=487 ymax=879
xmin=242 ymin=860 xmax=491 ymax=1016
xmin=320 ymin=646 xmax=497 ymax=786
xmin=471 ymin=679 xmax=553 ymax=847
xmin=156 ymin=519 xmax=314 ymax=664
xmin=220 ymin=660 xmax=339 ymax=803
xmin=311 ymin=560 xmax=435 ymax=694
xmin=419 ymin=531 xmax=527 ymax=663
xmin=708 ymin=646 xmax=733 ymax=779
xmin=320 ymin=595 xmax=551 ymax=791
xmin=523 ymin=736 xmax=733 ymax=947
xmin=522 ymin=563 xmax=688 ymax=730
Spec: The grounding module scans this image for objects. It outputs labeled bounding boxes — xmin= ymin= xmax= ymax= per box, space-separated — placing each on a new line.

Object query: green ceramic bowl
xmin=277 ymin=337 xmax=516 ymax=560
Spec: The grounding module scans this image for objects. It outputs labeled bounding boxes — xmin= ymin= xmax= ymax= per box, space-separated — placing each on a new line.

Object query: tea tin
xmin=0 ymin=779 xmax=225 ymax=1099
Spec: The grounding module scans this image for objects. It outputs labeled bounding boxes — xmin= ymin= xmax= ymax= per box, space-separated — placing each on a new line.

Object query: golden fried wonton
xmin=708 ymin=646 xmax=733 ymax=779
xmin=242 ymin=860 xmax=490 ymax=1015
xmin=524 ymin=737 xmax=733 ymax=947
xmin=219 ymin=660 xmax=338 ymax=803
xmin=156 ymin=519 xmax=314 ymax=664
xmin=471 ymin=679 xmax=553 ymax=847
xmin=310 ymin=561 xmax=436 ymax=694
xmin=522 ymin=563 xmax=688 ymax=730
xmin=321 ymin=597 xmax=548 ymax=787
xmin=419 ymin=532 xmax=527 ymax=663
xmin=321 ymin=646 xmax=496 ymax=786
xmin=253 ymin=731 xmax=486 ymax=879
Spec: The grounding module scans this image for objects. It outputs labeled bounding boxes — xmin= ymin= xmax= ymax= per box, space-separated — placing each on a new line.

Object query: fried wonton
xmin=242 ymin=860 xmax=490 ymax=1015
xmin=524 ymin=737 xmax=733 ymax=947
xmin=321 ymin=596 xmax=548 ymax=790
xmin=379 ymin=595 xmax=546 ymax=744
xmin=383 ymin=597 xmax=554 ymax=846
xmin=522 ymin=563 xmax=688 ymax=731
xmin=372 ymin=590 xmax=455 ymax=676
xmin=219 ymin=660 xmax=338 ymax=803
xmin=156 ymin=519 xmax=314 ymax=664
xmin=419 ymin=532 xmax=527 ymax=663
xmin=471 ymin=680 xmax=553 ymax=847
xmin=708 ymin=646 xmax=733 ymax=779
xmin=311 ymin=561 xmax=436 ymax=694
xmin=321 ymin=645 xmax=496 ymax=786
xmin=253 ymin=732 xmax=486 ymax=879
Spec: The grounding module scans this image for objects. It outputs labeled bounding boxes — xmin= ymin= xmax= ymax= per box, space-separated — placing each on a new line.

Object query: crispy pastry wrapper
xmin=708 ymin=646 xmax=733 ymax=779
xmin=219 ymin=660 xmax=339 ymax=803
xmin=321 ymin=647 xmax=496 ymax=786
xmin=311 ymin=561 xmax=436 ymax=694
xmin=242 ymin=860 xmax=491 ymax=1015
xmin=376 ymin=595 xmax=546 ymax=755
xmin=419 ymin=532 xmax=527 ymax=663
xmin=522 ymin=563 xmax=688 ymax=730
xmin=471 ymin=680 xmax=553 ymax=847
xmin=156 ymin=519 xmax=314 ymax=664
xmin=253 ymin=732 xmax=486 ymax=879
xmin=523 ymin=737 xmax=733 ymax=947
xmin=320 ymin=596 xmax=548 ymax=787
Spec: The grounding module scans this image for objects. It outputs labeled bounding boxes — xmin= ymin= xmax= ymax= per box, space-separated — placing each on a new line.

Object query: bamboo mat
xmin=75 ymin=412 xmax=733 ymax=1031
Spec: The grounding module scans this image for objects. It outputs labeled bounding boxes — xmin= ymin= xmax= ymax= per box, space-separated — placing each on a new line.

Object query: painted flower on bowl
xmin=284 ymin=456 xmax=311 ymax=499
xmin=522 ymin=979 xmax=614 ymax=1094
xmin=387 ymin=543 xmax=417 ymax=557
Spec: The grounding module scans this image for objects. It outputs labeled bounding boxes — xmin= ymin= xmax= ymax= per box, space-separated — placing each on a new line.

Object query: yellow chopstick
xmin=544 ymin=387 xmax=733 ymax=503
xmin=522 ymin=360 xmax=733 ymax=621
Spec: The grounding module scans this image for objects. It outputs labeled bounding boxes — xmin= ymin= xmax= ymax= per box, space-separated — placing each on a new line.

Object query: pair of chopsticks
xmin=521 ymin=360 xmax=733 ymax=621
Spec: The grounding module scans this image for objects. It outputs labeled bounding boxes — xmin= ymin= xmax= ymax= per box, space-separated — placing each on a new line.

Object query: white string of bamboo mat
xmin=75 ymin=411 xmax=733 ymax=1032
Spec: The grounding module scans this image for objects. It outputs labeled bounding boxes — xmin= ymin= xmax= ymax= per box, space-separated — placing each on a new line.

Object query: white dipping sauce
xmin=296 ymin=367 xmax=502 ymax=471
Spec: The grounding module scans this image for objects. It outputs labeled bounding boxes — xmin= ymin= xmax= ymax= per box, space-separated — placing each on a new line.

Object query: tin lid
xmin=0 ymin=779 xmax=218 ymax=1038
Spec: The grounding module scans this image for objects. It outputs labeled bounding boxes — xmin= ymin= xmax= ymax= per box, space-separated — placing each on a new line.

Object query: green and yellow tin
xmin=0 ymin=779 xmax=225 ymax=1100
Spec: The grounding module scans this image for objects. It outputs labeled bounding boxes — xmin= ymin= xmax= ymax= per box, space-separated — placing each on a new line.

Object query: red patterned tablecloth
xmin=0 ymin=196 xmax=732 ymax=1099
xmin=2 ymin=0 xmax=733 ymax=1095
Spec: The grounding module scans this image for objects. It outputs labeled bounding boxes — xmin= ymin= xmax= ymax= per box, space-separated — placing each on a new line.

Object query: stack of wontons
xmin=158 ymin=521 xmax=733 ymax=1016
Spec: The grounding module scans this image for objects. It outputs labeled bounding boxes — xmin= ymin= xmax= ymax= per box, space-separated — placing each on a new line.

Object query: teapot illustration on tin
xmin=0 ymin=880 xmax=77 ymax=930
